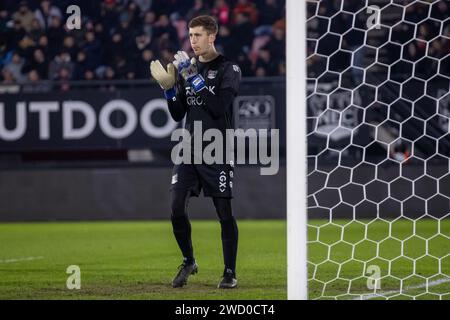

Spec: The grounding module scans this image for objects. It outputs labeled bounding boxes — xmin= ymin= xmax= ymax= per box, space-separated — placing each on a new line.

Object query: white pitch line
xmin=354 ymin=277 xmax=450 ymax=300
xmin=0 ymin=256 xmax=44 ymax=264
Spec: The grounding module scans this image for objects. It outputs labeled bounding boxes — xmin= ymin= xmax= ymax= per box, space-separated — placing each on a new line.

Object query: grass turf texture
xmin=0 ymin=219 xmax=448 ymax=299
xmin=0 ymin=220 xmax=286 ymax=300
xmin=308 ymin=219 xmax=450 ymax=300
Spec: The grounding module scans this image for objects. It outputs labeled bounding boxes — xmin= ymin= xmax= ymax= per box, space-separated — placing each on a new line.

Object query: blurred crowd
xmin=0 ymin=0 xmax=286 ymax=92
xmin=307 ymin=0 xmax=450 ymax=80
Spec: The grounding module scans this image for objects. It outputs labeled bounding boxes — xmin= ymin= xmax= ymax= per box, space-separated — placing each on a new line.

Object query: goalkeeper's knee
xmin=170 ymin=189 xmax=189 ymax=218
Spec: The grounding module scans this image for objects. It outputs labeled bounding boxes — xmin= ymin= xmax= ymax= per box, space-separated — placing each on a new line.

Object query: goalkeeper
xmin=150 ymin=15 xmax=241 ymax=289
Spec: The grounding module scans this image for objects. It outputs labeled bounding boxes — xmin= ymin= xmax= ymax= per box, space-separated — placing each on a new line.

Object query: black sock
xmin=171 ymin=190 xmax=195 ymax=264
xmin=220 ymin=216 xmax=238 ymax=276
xmin=171 ymin=215 xmax=195 ymax=264
xmin=213 ymin=197 xmax=238 ymax=276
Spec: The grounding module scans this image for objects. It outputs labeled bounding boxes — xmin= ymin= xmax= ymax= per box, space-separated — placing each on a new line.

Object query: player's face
xmin=189 ymin=26 xmax=215 ymax=56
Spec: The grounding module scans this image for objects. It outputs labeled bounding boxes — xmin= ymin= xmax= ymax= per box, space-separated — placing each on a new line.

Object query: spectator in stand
xmin=216 ymin=25 xmax=235 ymax=58
xmin=56 ymin=66 xmax=71 ymax=91
xmin=37 ymin=35 xmax=49 ymax=57
xmin=233 ymin=0 xmax=258 ymax=25
xmin=404 ymin=41 xmax=424 ymax=62
xmin=47 ymin=14 xmax=64 ymax=59
xmin=28 ymin=18 xmax=44 ymax=42
xmin=0 ymin=39 xmax=14 ymax=70
xmin=11 ymin=19 xmax=26 ymax=48
xmin=3 ymin=52 xmax=26 ymax=83
xmin=22 ymin=47 xmax=48 ymax=79
xmin=405 ymin=2 xmax=427 ymax=23
xmin=117 ymin=16 xmax=137 ymax=53
xmin=266 ymin=18 xmax=285 ymax=63
xmin=134 ymin=0 xmax=153 ymax=13
xmin=62 ymin=35 xmax=78 ymax=61
xmin=100 ymin=0 xmax=119 ymax=33
xmin=135 ymin=33 xmax=153 ymax=54
xmin=136 ymin=48 xmax=154 ymax=79
xmin=171 ymin=12 xmax=188 ymax=41
xmin=101 ymin=65 xmax=117 ymax=91
xmin=22 ymin=69 xmax=51 ymax=93
xmin=123 ymin=1 xmax=142 ymax=29
xmin=15 ymin=35 xmax=35 ymax=61
xmin=34 ymin=0 xmax=62 ymax=30
xmin=104 ymin=32 xmax=125 ymax=67
xmin=113 ymin=55 xmax=135 ymax=79
xmin=0 ymin=68 xmax=20 ymax=93
xmin=236 ymin=50 xmax=253 ymax=77
xmin=0 ymin=10 xmax=10 ymax=35
xmin=278 ymin=60 xmax=286 ymax=76
xmin=231 ymin=12 xmax=254 ymax=54
xmin=142 ymin=11 xmax=156 ymax=39
xmin=104 ymin=66 xmax=116 ymax=80
xmin=186 ymin=0 xmax=210 ymax=22
xmin=157 ymin=31 xmax=178 ymax=55
xmin=255 ymin=66 xmax=266 ymax=77
xmin=254 ymin=47 xmax=278 ymax=76
xmin=153 ymin=14 xmax=179 ymax=50
xmin=211 ymin=0 xmax=230 ymax=26
xmin=83 ymin=69 xmax=96 ymax=81
xmin=431 ymin=0 xmax=448 ymax=20
xmin=0 ymin=0 xmax=287 ymax=81
xmin=94 ymin=22 xmax=107 ymax=45
xmin=151 ymin=0 xmax=186 ymax=17
xmin=258 ymin=0 xmax=282 ymax=26
xmin=72 ymin=51 xmax=89 ymax=80
xmin=159 ymin=48 xmax=175 ymax=66
xmin=48 ymin=51 xmax=74 ymax=80
xmin=83 ymin=31 xmax=103 ymax=71
xmin=12 ymin=1 xmax=34 ymax=33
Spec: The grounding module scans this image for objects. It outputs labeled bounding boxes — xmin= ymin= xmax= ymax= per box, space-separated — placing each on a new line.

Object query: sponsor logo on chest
xmin=207 ymin=70 xmax=218 ymax=79
xmin=185 ymin=86 xmax=216 ymax=107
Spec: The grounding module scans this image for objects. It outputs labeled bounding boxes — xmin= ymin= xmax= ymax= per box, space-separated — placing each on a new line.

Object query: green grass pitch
xmin=308 ymin=219 xmax=450 ymax=300
xmin=0 ymin=219 xmax=448 ymax=300
xmin=0 ymin=220 xmax=286 ymax=300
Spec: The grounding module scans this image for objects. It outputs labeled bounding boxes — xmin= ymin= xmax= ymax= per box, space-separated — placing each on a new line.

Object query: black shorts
xmin=170 ymin=162 xmax=234 ymax=198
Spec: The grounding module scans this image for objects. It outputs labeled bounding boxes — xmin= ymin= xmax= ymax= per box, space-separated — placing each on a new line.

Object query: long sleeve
xmin=167 ymin=79 xmax=188 ymax=122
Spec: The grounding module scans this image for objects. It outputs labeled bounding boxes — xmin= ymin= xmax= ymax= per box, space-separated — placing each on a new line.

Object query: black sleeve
xmin=197 ymin=63 xmax=241 ymax=118
xmin=167 ymin=77 xmax=188 ymax=122
xmin=219 ymin=63 xmax=241 ymax=94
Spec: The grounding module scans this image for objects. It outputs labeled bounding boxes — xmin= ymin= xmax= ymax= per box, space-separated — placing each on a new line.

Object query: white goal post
xmin=287 ymin=0 xmax=308 ymax=300
xmin=288 ymin=0 xmax=450 ymax=300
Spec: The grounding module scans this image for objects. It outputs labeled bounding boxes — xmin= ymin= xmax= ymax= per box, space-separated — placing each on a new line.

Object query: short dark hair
xmin=188 ymin=15 xmax=218 ymax=35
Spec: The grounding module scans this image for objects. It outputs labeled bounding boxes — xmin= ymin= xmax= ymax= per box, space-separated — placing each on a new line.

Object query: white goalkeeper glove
xmin=173 ymin=51 xmax=205 ymax=92
xmin=150 ymin=60 xmax=176 ymax=99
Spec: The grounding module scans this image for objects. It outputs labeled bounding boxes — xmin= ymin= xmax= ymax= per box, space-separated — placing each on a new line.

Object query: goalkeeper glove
xmin=173 ymin=51 xmax=205 ymax=93
xmin=150 ymin=60 xmax=176 ymax=100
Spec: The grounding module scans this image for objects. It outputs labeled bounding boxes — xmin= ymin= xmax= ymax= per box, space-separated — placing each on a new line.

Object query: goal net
xmin=306 ymin=0 xmax=449 ymax=300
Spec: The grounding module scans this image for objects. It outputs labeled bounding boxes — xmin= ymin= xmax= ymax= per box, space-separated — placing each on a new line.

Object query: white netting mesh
xmin=306 ymin=0 xmax=449 ymax=300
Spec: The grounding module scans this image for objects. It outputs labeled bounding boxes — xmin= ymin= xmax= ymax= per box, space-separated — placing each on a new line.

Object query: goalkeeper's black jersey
xmin=167 ymin=54 xmax=241 ymax=136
